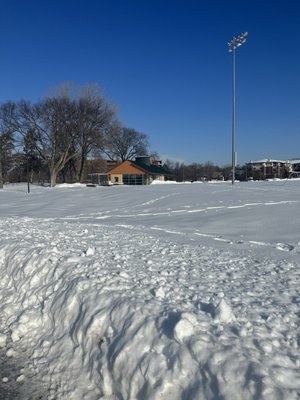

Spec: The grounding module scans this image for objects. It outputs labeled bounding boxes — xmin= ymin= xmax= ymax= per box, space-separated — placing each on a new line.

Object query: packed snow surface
xmin=0 ymin=180 xmax=300 ymax=399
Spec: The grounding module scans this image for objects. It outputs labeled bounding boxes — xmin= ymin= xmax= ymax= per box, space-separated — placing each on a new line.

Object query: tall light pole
xmin=228 ymin=31 xmax=248 ymax=184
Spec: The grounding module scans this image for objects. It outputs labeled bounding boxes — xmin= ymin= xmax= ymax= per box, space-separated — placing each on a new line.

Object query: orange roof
xmin=109 ymin=160 xmax=147 ymax=175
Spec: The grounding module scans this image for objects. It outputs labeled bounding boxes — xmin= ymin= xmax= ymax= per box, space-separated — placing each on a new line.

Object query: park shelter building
xmin=108 ymin=156 xmax=172 ymax=185
xmin=88 ymin=156 xmax=172 ymax=186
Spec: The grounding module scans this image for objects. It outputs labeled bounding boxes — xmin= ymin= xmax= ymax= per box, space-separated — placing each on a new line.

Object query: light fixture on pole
xmin=228 ymin=31 xmax=248 ymax=185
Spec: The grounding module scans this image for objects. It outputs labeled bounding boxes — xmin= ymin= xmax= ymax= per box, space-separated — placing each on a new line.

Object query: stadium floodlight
xmin=228 ymin=32 xmax=248 ymax=185
xmin=228 ymin=32 xmax=248 ymax=52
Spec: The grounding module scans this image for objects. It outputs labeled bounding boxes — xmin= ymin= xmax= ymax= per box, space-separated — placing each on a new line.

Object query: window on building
xmin=123 ymin=174 xmax=145 ymax=185
xmin=266 ymin=166 xmax=273 ymax=178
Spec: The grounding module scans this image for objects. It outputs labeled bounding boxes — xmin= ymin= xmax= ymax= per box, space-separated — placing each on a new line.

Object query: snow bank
xmin=0 ymin=181 xmax=300 ymax=399
xmin=1 ymin=217 xmax=300 ymax=399
xmin=151 ymin=180 xmax=194 ymax=184
xmin=55 ymin=183 xmax=87 ymax=188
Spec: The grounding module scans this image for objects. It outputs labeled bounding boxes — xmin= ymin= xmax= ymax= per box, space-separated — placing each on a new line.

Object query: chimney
xmin=135 ymin=156 xmax=151 ymax=166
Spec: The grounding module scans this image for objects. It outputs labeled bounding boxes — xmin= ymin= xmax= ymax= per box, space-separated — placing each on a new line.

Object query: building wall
xmin=248 ymin=161 xmax=288 ymax=180
xmin=154 ymin=175 xmax=165 ymax=181
xmin=110 ymin=174 xmax=123 ymax=184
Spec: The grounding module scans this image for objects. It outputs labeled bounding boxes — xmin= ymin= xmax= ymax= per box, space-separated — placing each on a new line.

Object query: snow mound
xmin=1 ymin=181 xmax=300 ymax=399
xmin=1 ymin=219 xmax=299 ymax=399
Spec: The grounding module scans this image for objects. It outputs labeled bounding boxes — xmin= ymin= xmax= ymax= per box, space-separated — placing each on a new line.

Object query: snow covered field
xmin=0 ymin=180 xmax=299 ymax=399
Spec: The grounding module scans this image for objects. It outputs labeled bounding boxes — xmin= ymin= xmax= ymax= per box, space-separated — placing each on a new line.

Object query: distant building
xmin=287 ymin=159 xmax=300 ymax=178
xmin=246 ymin=158 xmax=300 ymax=180
xmin=88 ymin=156 xmax=172 ymax=186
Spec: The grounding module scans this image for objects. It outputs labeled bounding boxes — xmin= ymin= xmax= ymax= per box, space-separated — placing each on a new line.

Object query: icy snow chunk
xmin=11 ymin=331 xmax=20 ymax=342
xmin=6 ymin=348 xmax=16 ymax=358
xmin=214 ymin=299 xmax=236 ymax=323
xmin=0 ymin=333 xmax=7 ymax=348
xmin=2 ymin=377 xmax=9 ymax=383
xmin=51 ymin=246 xmax=59 ymax=253
xmin=16 ymin=374 xmax=25 ymax=383
xmin=260 ymin=340 xmax=273 ymax=353
xmin=153 ymin=286 xmax=165 ymax=298
xmin=239 ymin=326 xmax=248 ymax=337
xmin=106 ymin=325 xmax=114 ymax=338
xmin=173 ymin=313 xmax=197 ymax=343
xmin=11 ymin=323 xmax=28 ymax=342
xmin=174 ymin=319 xmax=194 ymax=343
xmin=118 ymin=271 xmax=129 ymax=279
xmin=276 ymin=243 xmax=294 ymax=252
xmin=85 ymin=247 xmax=95 ymax=256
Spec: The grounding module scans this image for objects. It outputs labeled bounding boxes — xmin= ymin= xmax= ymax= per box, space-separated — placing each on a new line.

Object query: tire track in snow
xmin=60 ymin=199 xmax=299 ymax=221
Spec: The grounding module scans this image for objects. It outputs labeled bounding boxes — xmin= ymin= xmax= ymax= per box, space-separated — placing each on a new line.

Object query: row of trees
xmin=164 ymin=160 xmax=245 ymax=182
xmin=0 ymin=84 xmax=149 ymax=188
xmin=1 ymin=83 xmax=249 ymax=187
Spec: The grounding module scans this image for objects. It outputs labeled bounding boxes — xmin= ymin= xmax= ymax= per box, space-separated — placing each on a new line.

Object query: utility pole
xmin=228 ymin=32 xmax=248 ymax=184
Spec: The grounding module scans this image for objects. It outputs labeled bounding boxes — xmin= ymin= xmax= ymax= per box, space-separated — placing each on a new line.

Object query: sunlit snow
xmin=0 ymin=180 xmax=299 ymax=399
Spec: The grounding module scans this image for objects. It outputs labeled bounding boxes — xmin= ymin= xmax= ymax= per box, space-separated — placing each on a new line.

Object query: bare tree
xmin=2 ymin=98 xmax=79 ymax=187
xmin=29 ymin=98 xmax=78 ymax=187
xmin=76 ymin=94 xmax=115 ymax=182
xmin=51 ymin=83 xmax=116 ymax=182
xmin=23 ymin=129 xmax=43 ymax=183
xmin=0 ymin=105 xmax=14 ymax=188
xmin=102 ymin=125 xmax=149 ymax=161
xmin=1 ymin=84 xmax=115 ymax=186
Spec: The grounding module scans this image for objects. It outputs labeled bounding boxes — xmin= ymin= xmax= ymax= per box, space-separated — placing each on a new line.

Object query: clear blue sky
xmin=0 ymin=0 xmax=299 ymax=165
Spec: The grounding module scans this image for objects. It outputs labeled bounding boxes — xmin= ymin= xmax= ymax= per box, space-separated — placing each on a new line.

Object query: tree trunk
xmin=78 ymin=148 xmax=87 ymax=183
xmin=50 ymin=169 xmax=58 ymax=187
xmin=0 ymin=156 xmax=3 ymax=189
